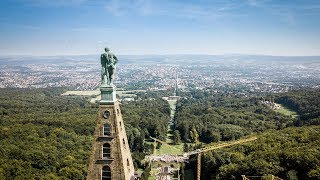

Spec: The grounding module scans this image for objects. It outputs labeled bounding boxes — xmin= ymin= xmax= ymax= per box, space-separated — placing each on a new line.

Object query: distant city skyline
xmin=1 ymin=0 xmax=320 ymax=56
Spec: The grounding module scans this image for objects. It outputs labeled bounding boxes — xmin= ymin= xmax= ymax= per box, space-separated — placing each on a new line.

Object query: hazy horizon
xmin=1 ymin=53 xmax=320 ymax=58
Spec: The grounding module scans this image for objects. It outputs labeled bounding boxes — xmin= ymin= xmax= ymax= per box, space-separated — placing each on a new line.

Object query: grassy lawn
xmin=168 ymin=100 xmax=177 ymax=109
xmin=166 ymin=132 xmax=174 ymax=144
xmin=274 ymin=103 xmax=299 ymax=118
xmin=168 ymin=100 xmax=177 ymax=117
xmin=150 ymin=99 xmax=183 ymax=155
xmin=156 ymin=143 xmax=184 ymax=155
xmin=145 ymin=138 xmax=185 ymax=155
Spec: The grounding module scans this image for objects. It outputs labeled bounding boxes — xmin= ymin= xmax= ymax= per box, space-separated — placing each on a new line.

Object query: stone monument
xmin=87 ymin=48 xmax=135 ymax=180
xmin=100 ymin=47 xmax=118 ymax=104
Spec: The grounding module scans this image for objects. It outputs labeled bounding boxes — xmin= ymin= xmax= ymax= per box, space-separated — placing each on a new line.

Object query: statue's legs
xmin=108 ymin=67 xmax=114 ymax=85
xmin=106 ymin=68 xmax=110 ymax=85
xmin=101 ymin=67 xmax=108 ymax=84
xmin=101 ymin=68 xmax=104 ymax=83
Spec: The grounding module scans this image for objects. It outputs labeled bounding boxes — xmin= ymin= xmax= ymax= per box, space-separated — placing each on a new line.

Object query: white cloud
xmin=105 ymin=0 xmax=124 ymax=16
xmin=103 ymin=0 xmax=242 ymax=22
xmin=247 ymin=0 xmax=258 ymax=6
xmin=246 ymin=0 xmax=270 ymax=7
xmin=245 ymin=1 xmax=298 ymax=26
xmin=104 ymin=0 xmax=155 ymax=16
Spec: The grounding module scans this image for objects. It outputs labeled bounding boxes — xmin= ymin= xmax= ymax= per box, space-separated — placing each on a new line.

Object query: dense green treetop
xmin=178 ymin=88 xmax=320 ymax=180
xmin=0 ymin=88 xmax=171 ymax=179
xmin=0 ymin=87 xmax=319 ymax=179
xmin=196 ymin=126 xmax=320 ymax=180
xmin=174 ymin=93 xmax=293 ymax=143
xmin=0 ymin=88 xmax=96 ymax=180
xmin=274 ymin=88 xmax=320 ymax=125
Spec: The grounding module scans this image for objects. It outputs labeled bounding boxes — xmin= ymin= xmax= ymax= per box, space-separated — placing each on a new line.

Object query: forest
xmin=120 ymin=97 xmax=171 ymax=168
xmin=0 ymin=87 xmax=319 ymax=179
xmin=186 ymin=126 xmax=320 ymax=179
xmin=176 ymin=88 xmax=320 ymax=179
xmin=274 ymin=89 xmax=320 ymax=125
xmin=0 ymin=88 xmax=170 ymax=179
xmin=174 ymin=91 xmax=293 ymax=143
xmin=0 ymin=88 xmax=96 ymax=179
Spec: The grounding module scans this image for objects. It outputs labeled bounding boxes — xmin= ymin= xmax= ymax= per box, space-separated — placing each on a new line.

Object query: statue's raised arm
xmin=100 ymin=47 xmax=118 ymax=86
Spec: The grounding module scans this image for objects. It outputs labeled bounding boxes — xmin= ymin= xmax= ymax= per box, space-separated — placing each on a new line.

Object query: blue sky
xmin=0 ymin=0 xmax=320 ymax=56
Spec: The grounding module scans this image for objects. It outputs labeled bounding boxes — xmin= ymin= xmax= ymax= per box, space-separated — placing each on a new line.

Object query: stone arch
xmin=102 ymin=143 xmax=111 ymax=158
xmin=101 ymin=165 xmax=111 ymax=180
xmin=103 ymin=123 xmax=111 ymax=136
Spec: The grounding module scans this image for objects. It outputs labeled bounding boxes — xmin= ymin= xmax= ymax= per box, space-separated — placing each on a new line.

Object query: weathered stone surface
xmin=100 ymin=86 xmax=117 ymax=104
xmin=87 ymin=101 xmax=135 ymax=180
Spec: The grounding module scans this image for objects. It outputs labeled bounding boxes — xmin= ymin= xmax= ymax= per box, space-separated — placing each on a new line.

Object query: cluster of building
xmin=261 ymin=100 xmax=282 ymax=110
xmin=1 ymin=59 xmax=319 ymax=94
xmin=148 ymin=155 xmax=188 ymax=163
xmin=0 ymin=63 xmax=100 ymax=90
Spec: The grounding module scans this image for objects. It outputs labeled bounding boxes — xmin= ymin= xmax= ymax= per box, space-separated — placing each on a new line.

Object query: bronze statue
xmin=101 ymin=47 xmax=118 ymax=86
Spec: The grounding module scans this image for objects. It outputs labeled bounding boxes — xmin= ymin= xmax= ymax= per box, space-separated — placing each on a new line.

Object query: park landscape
xmin=1 ymin=86 xmax=319 ymax=179
xmin=1 ymin=0 xmax=320 ymax=179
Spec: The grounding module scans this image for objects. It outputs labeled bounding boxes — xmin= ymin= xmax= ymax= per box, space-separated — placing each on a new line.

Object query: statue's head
xmin=105 ymin=47 xmax=110 ymax=52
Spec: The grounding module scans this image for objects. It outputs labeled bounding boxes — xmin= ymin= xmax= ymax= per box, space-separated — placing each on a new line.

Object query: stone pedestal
xmin=100 ymin=85 xmax=116 ymax=104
